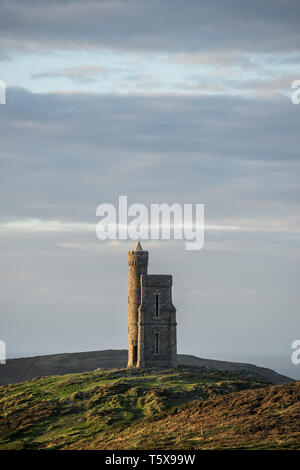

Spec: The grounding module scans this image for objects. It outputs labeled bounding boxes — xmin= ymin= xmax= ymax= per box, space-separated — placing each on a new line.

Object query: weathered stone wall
xmin=137 ymin=274 xmax=177 ymax=368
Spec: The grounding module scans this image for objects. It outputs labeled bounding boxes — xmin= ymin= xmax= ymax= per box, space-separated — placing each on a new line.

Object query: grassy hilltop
xmin=0 ymin=349 xmax=292 ymax=386
xmin=0 ymin=365 xmax=299 ymax=450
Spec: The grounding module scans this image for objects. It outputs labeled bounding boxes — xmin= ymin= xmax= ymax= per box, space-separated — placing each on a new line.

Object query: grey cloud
xmin=31 ymin=65 xmax=113 ymax=83
xmin=0 ymin=0 xmax=300 ymax=53
xmin=3 ymin=87 xmax=299 ymax=161
xmin=172 ymin=53 xmax=255 ymax=67
xmin=0 ymin=52 xmax=12 ymax=61
xmin=237 ymin=74 xmax=299 ymax=91
xmin=1 ymin=87 xmax=299 ymax=225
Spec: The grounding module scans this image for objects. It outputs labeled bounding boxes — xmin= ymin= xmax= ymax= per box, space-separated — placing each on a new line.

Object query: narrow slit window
xmin=155 ymin=293 xmax=159 ymax=317
xmin=155 ymin=333 xmax=159 ymax=354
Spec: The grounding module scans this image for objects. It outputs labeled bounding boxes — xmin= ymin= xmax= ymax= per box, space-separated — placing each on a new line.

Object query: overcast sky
xmin=0 ymin=0 xmax=299 ymax=377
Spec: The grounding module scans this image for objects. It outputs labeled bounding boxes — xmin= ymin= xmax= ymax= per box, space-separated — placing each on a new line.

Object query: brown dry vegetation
xmin=83 ymin=381 xmax=300 ymax=450
xmin=0 ymin=367 xmax=299 ymax=450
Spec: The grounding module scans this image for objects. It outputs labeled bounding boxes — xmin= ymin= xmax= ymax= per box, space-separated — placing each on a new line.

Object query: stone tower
xmin=127 ymin=241 xmax=149 ymax=368
xmin=127 ymin=242 xmax=177 ymax=368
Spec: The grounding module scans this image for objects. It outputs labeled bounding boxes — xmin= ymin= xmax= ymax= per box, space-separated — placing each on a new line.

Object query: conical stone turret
xmin=127 ymin=243 xmax=149 ymax=367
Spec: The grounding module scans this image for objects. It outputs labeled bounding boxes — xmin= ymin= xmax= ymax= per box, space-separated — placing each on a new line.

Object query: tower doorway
xmin=133 ymin=345 xmax=137 ymax=365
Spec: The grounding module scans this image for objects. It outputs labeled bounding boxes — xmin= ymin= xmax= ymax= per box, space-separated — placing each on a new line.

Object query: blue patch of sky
xmin=1 ymin=50 xmax=298 ymax=97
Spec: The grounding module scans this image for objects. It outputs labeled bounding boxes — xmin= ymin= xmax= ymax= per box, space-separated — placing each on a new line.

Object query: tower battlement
xmin=128 ymin=250 xmax=149 ymax=257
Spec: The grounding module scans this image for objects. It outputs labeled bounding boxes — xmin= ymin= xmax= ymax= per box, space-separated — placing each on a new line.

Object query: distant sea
xmin=7 ymin=351 xmax=300 ymax=381
xmin=199 ymin=352 xmax=300 ymax=381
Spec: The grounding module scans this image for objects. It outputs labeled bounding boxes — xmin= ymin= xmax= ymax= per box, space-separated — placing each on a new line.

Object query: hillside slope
xmin=0 ymin=350 xmax=292 ymax=386
xmin=0 ymin=366 xmax=299 ymax=450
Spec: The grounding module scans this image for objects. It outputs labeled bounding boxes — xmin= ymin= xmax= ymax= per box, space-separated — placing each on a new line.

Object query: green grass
xmin=1 ymin=365 xmax=297 ymax=450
